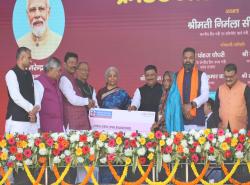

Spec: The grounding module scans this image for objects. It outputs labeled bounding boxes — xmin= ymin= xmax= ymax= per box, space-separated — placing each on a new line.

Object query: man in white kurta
xmin=5 ymin=47 xmax=39 ymax=134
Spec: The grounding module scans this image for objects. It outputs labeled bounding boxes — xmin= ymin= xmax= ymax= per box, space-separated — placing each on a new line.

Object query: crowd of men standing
xmin=5 ymin=46 xmax=250 ymax=184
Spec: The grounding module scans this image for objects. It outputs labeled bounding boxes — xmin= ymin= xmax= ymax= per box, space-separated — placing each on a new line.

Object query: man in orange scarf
xmin=177 ymin=47 xmax=209 ymax=130
xmin=176 ymin=47 xmax=209 ymax=181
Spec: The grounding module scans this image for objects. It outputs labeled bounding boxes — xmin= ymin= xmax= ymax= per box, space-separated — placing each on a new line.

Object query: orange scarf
xmin=177 ymin=66 xmax=198 ymax=117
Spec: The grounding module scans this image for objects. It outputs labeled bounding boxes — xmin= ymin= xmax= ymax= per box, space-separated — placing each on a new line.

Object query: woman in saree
xmin=152 ymin=71 xmax=184 ymax=132
xmin=97 ymin=66 xmax=131 ymax=184
xmin=97 ymin=66 xmax=131 ymax=110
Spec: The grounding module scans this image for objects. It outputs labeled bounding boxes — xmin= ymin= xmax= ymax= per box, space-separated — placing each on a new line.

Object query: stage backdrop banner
xmin=0 ymin=0 xmax=249 ymax=133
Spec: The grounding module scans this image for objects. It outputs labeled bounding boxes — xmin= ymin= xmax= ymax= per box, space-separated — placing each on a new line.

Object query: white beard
xmin=31 ymin=20 xmax=48 ymax=38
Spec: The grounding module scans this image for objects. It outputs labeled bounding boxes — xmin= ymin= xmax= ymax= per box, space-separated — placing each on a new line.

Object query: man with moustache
xmin=214 ymin=63 xmax=250 ymax=131
xmin=60 ymin=52 xmax=95 ymax=132
xmin=17 ymin=0 xmax=62 ymax=60
xmin=127 ymin=65 xmax=162 ymax=182
xmin=214 ymin=63 xmax=250 ymax=183
xmin=59 ymin=52 xmax=95 ymax=183
xmin=176 ymin=47 xmax=209 ymax=130
xmin=129 ymin=65 xmax=163 ymax=120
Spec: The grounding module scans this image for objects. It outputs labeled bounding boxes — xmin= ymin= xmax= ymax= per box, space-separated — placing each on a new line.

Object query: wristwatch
xmin=191 ymin=101 xmax=197 ymax=108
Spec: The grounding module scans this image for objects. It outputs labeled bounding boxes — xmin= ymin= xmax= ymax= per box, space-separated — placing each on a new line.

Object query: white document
xmin=89 ymin=108 xmax=155 ymax=133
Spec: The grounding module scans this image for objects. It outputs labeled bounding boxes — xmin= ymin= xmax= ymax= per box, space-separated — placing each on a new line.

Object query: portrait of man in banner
xmin=13 ymin=0 xmax=65 ymax=60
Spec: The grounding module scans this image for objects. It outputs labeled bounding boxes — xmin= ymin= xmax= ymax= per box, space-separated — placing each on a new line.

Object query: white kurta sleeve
xmin=5 ymin=70 xmax=34 ymax=113
xmin=34 ymin=80 xmax=45 ymax=129
xmin=192 ymin=72 xmax=209 ymax=108
xmin=34 ymin=80 xmax=44 ymax=108
xmin=59 ymin=76 xmax=89 ymax=106
xmin=92 ymin=89 xmax=99 ymax=108
xmin=131 ymin=88 xmax=141 ymax=110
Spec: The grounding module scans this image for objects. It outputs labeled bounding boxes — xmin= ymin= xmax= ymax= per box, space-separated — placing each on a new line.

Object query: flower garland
xmin=1 ymin=130 xmax=250 ymax=185
xmin=23 ymin=163 xmax=46 ymax=185
xmin=116 ymin=164 xmax=129 ymax=185
xmin=84 ymin=166 xmax=99 ymax=185
xmin=52 ymin=165 xmax=70 ymax=185
xmin=52 ymin=164 xmax=71 ymax=185
xmin=51 ymin=163 xmax=71 ymax=185
xmin=79 ymin=165 xmax=95 ymax=185
xmin=0 ymin=167 xmax=10 ymax=185
xmin=107 ymin=158 xmax=130 ymax=185
xmin=108 ymin=161 xmax=154 ymax=185
xmin=53 ymin=165 xmax=96 ymax=185
xmin=163 ymin=162 xmax=210 ymax=185
xmin=191 ymin=159 xmax=241 ymax=185
xmin=221 ymin=162 xmax=250 ymax=185
xmin=0 ymin=167 xmax=13 ymax=185
xmin=137 ymin=160 xmax=179 ymax=185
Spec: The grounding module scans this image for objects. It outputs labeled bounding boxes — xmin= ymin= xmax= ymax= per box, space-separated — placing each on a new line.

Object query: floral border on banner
xmin=0 ymin=129 xmax=249 ymax=184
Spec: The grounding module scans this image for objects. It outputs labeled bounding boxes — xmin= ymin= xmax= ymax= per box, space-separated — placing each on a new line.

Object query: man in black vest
xmin=5 ymin=47 xmax=39 ymax=185
xmin=76 ymin=61 xmax=98 ymax=107
xmin=129 ymin=65 xmax=162 ymax=120
xmin=127 ymin=65 xmax=162 ymax=181
xmin=75 ymin=61 xmax=99 ymax=184
xmin=5 ymin=47 xmax=40 ymax=133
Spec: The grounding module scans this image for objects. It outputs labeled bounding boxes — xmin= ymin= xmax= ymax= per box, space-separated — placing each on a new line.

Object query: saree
xmin=97 ymin=87 xmax=131 ymax=110
xmin=165 ymin=74 xmax=184 ymax=132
